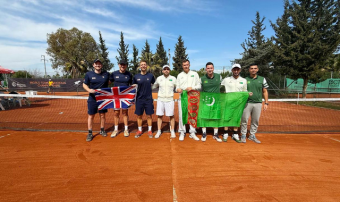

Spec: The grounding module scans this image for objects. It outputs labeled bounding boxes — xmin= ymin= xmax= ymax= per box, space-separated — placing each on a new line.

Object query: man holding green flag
xmin=220 ymin=64 xmax=248 ymax=143
xmin=181 ymin=64 xmax=249 ymax=142
xmin=199 ymin=62 xmax=223 ymax=142
xmin=176 ymin=59 xmax=201 ymax=141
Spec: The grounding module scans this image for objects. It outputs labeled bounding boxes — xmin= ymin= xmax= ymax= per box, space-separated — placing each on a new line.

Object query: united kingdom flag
xmin=94 ymin=86 xmax=137 ymax=110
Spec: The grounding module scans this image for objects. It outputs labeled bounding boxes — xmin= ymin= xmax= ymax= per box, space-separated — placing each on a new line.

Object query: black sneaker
xmin=86 ymin=133 xmax=93 ymax=142
xmin=100 ymin=130 xmax=107 ymax=137
xmin=201 ymin=132 xmax=207 ymax=142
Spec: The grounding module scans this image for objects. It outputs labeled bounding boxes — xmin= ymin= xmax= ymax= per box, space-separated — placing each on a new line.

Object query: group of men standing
xmin=83 ymin=58 xmax=268 ymax=144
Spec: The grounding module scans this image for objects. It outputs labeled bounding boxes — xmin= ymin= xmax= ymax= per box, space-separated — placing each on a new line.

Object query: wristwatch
xmin=265 ymin=103 xmax=269 ymax=105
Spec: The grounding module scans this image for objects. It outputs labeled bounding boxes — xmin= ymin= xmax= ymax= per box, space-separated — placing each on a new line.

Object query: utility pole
xmin=41 ymin=55 xmax=47 ymax=78
xmin=168 ymin=48 xmax=171 ymax=66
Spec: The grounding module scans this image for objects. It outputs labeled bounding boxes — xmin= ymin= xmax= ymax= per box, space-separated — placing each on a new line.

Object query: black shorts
xmin=87 ymin=100 xmax=107 ymax=115
xmin=134 ymin=99 xmax=154 ymax=115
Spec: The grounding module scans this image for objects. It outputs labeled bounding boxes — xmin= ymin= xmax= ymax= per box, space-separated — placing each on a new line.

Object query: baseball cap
xmin=93 ymin=58 xmax=102 ymax=64
xmin=118 ymin=59 xmax=128 ymax=65
xmin=162 ymin=65 xmax=171 ymax=70
xmin=232 ymin=64 xmax=241 ymax=69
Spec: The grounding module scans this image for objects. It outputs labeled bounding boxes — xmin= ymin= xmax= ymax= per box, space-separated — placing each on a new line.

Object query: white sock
xmin=171 ymin=129 xmax=175 ymax=132
xmin=138 ymin=126 xmax=142 ymax=131
xmin=114 ymin=125 xmax=118 ymax=131
xmin=158 ymin=130 xmax=161 ymax=133
xmin=125 ymin=125 xmax=128 ymax=131
xmin=202 ymin=128 xmax=206 ymax=133
xmin=148 ymin=126 xmax=152 ymax=131
xmin=214 ymin=128 xmax=218 ymax=134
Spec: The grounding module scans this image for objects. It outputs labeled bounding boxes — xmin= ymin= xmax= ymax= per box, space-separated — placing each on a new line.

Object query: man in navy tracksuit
xmin=109 ymin=59 xmax=133 ymax=138
xmin=83 ymin=59 xmax=110 ymax=142
xmin=132 ymin=60 xmax=155 ymax=138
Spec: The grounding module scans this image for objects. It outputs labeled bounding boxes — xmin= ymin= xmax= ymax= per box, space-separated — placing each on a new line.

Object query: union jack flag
xmin=94 ymin=86 xmax=137 ymax=110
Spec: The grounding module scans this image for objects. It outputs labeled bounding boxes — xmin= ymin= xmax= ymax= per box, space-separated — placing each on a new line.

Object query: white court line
xmin=0 ymin=134 xmax=11 ymax=139
xmin=170 ymin=138 xmax=178 ymax=202
xmin=328 ymin=137 xmax=340 ymax=143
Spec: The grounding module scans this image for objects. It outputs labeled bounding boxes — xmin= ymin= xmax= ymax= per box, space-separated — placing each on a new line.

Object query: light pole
xmin=41 ymin=55 xmax=47 ymax=78
xmin=168 ymin=48 xmax=171 ymax=66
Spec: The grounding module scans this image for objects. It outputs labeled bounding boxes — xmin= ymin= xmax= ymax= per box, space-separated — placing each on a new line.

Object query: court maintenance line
xmin=328 ymin=137 xmax=340 ymax=143
xmin=0 ymin=134 xmax=11 ymax=139
xmin=170 ymin=138 xmax=178 ymax=202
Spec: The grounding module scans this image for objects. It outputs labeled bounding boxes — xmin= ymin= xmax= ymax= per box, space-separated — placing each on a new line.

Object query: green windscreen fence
xmin=286 ymin=78 xmax=340 ymax=93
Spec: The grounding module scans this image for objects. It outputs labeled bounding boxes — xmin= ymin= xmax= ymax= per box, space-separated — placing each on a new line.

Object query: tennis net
xmin=0 ymin=93 xmax=340 ymax=133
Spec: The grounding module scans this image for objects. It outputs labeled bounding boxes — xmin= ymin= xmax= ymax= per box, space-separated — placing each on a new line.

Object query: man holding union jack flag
xmin=109 ymin=59 xmax=133 ymax=138
xmin=83 ymin=59 xmax=110 ymax=142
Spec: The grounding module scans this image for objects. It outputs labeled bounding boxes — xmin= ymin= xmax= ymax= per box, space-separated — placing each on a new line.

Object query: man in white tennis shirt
xmin=153 ymin=65 xmax=177 ymax=138
xmin=221 ymin=63 xmax=248 ymax=143
xmin=176 ymin=59 xmax=201 ymax=141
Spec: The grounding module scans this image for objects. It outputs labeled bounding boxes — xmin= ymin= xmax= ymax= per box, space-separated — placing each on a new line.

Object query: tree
xmin=271 ymin=0 xmax=340 ymax=98
xmin=116 ymin=31 xmax=129 ymax=64
xmin=196 ymin=67 xmax=206 ymax=77
xmin=46 ymin=27 xmax=99 ymax=78
xmin=129 ymin=44 xmax=139 ymax=76
xmin=140 ymin=40 xmax=152 ymax=63
xmin=98 ymin=31 xmax=114 ymax=72
xmin=235 ymin=11 xmax=273 ymax=77
xmin=155 ymin=37 xmax=168 ymax=67
xmin=12 ymin=71 xmax=33 ymax=78
xmin=28 ymin=68 xmax=43 ymax=78
xmin=172 ymin=36 xmax=188 ymax=72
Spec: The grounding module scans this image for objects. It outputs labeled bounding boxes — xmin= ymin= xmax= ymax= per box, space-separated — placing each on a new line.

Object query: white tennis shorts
xmin=156 ymin=100 xmax=174 ymax=116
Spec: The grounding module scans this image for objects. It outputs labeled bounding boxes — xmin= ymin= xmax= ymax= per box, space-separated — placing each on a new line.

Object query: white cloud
xmin=0 ymin=0 xmax=216 ymax=75
xmin=82 ymin=8 xmax=121 ymax=20
xmin=100 ymin=0 xmax=216 ymax=13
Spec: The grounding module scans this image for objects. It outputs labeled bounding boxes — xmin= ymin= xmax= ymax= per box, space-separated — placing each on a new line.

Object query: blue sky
xmin=0 ymin=0 xmax=284 ymax=76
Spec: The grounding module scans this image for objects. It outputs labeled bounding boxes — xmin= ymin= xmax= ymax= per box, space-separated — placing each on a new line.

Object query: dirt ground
xmin=0 ymin=130 xmax=340 ymax=202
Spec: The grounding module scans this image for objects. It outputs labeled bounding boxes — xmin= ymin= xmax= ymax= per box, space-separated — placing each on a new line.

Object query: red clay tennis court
xmin=1 ymin=92 xmax=340 ymax=201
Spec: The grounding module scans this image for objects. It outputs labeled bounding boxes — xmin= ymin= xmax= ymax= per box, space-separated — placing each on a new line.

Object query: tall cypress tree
xmin=140 ymin=40 xmax=152 ymax=64
xmin=271 ymin=0 xmax=340 ymax=98
xmin=155 ymin=37 xmax=168 ymax=67
xmin=172 ymin=35 xmax=188 ymax=72
xmin=235 ymin=11 xmax=272 ymax=77
xmin=98 ymin=31 xmax=113 ymax=71
xmin=116 ymin=31 xmax=129 ymax=64
xmin=129 ymin=44 xmax=139 ymax=76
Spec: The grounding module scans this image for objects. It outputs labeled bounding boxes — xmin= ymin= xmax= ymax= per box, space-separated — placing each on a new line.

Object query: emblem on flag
xmin=94 ymin=86 xmax=137 ymax=110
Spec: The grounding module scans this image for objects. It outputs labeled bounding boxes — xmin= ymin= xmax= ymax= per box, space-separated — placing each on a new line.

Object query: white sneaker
xmin=189 ymin=133 xmax=200 ymax=141
xmin=111 ymin=130 xmax=118 ymax=138
xmin=213 ymin=134 xmax=222 ymax=143
xmin=232 ymin=134 xmax=241 ymax=143
xmin=124 ymin=130 xmax=129 ymax=137
xmin=223 ymin=134 xmax=228 ymax=142
xmin=201 ymin=133 xmax=207 ymax=142
xmin=179 ymin=133 xmax=185 ymax=141
xmin=155 ymin=131 xmax=162 ymax=138
xmin=170 ymin=131 xmax=176 ymax=138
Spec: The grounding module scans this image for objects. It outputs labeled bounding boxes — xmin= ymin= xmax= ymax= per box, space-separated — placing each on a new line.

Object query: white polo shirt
xmin=153 ymin=75 xmax=177 ymax=102
xmin=221 ymin=76 xmax=247 ymax=92
xmin=176 ymin=70 xmax=201 ymax=92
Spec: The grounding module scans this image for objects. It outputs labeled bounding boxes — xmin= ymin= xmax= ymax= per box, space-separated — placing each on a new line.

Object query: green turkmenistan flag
xmin=181 ymin=91 xmax=249 ymax=127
